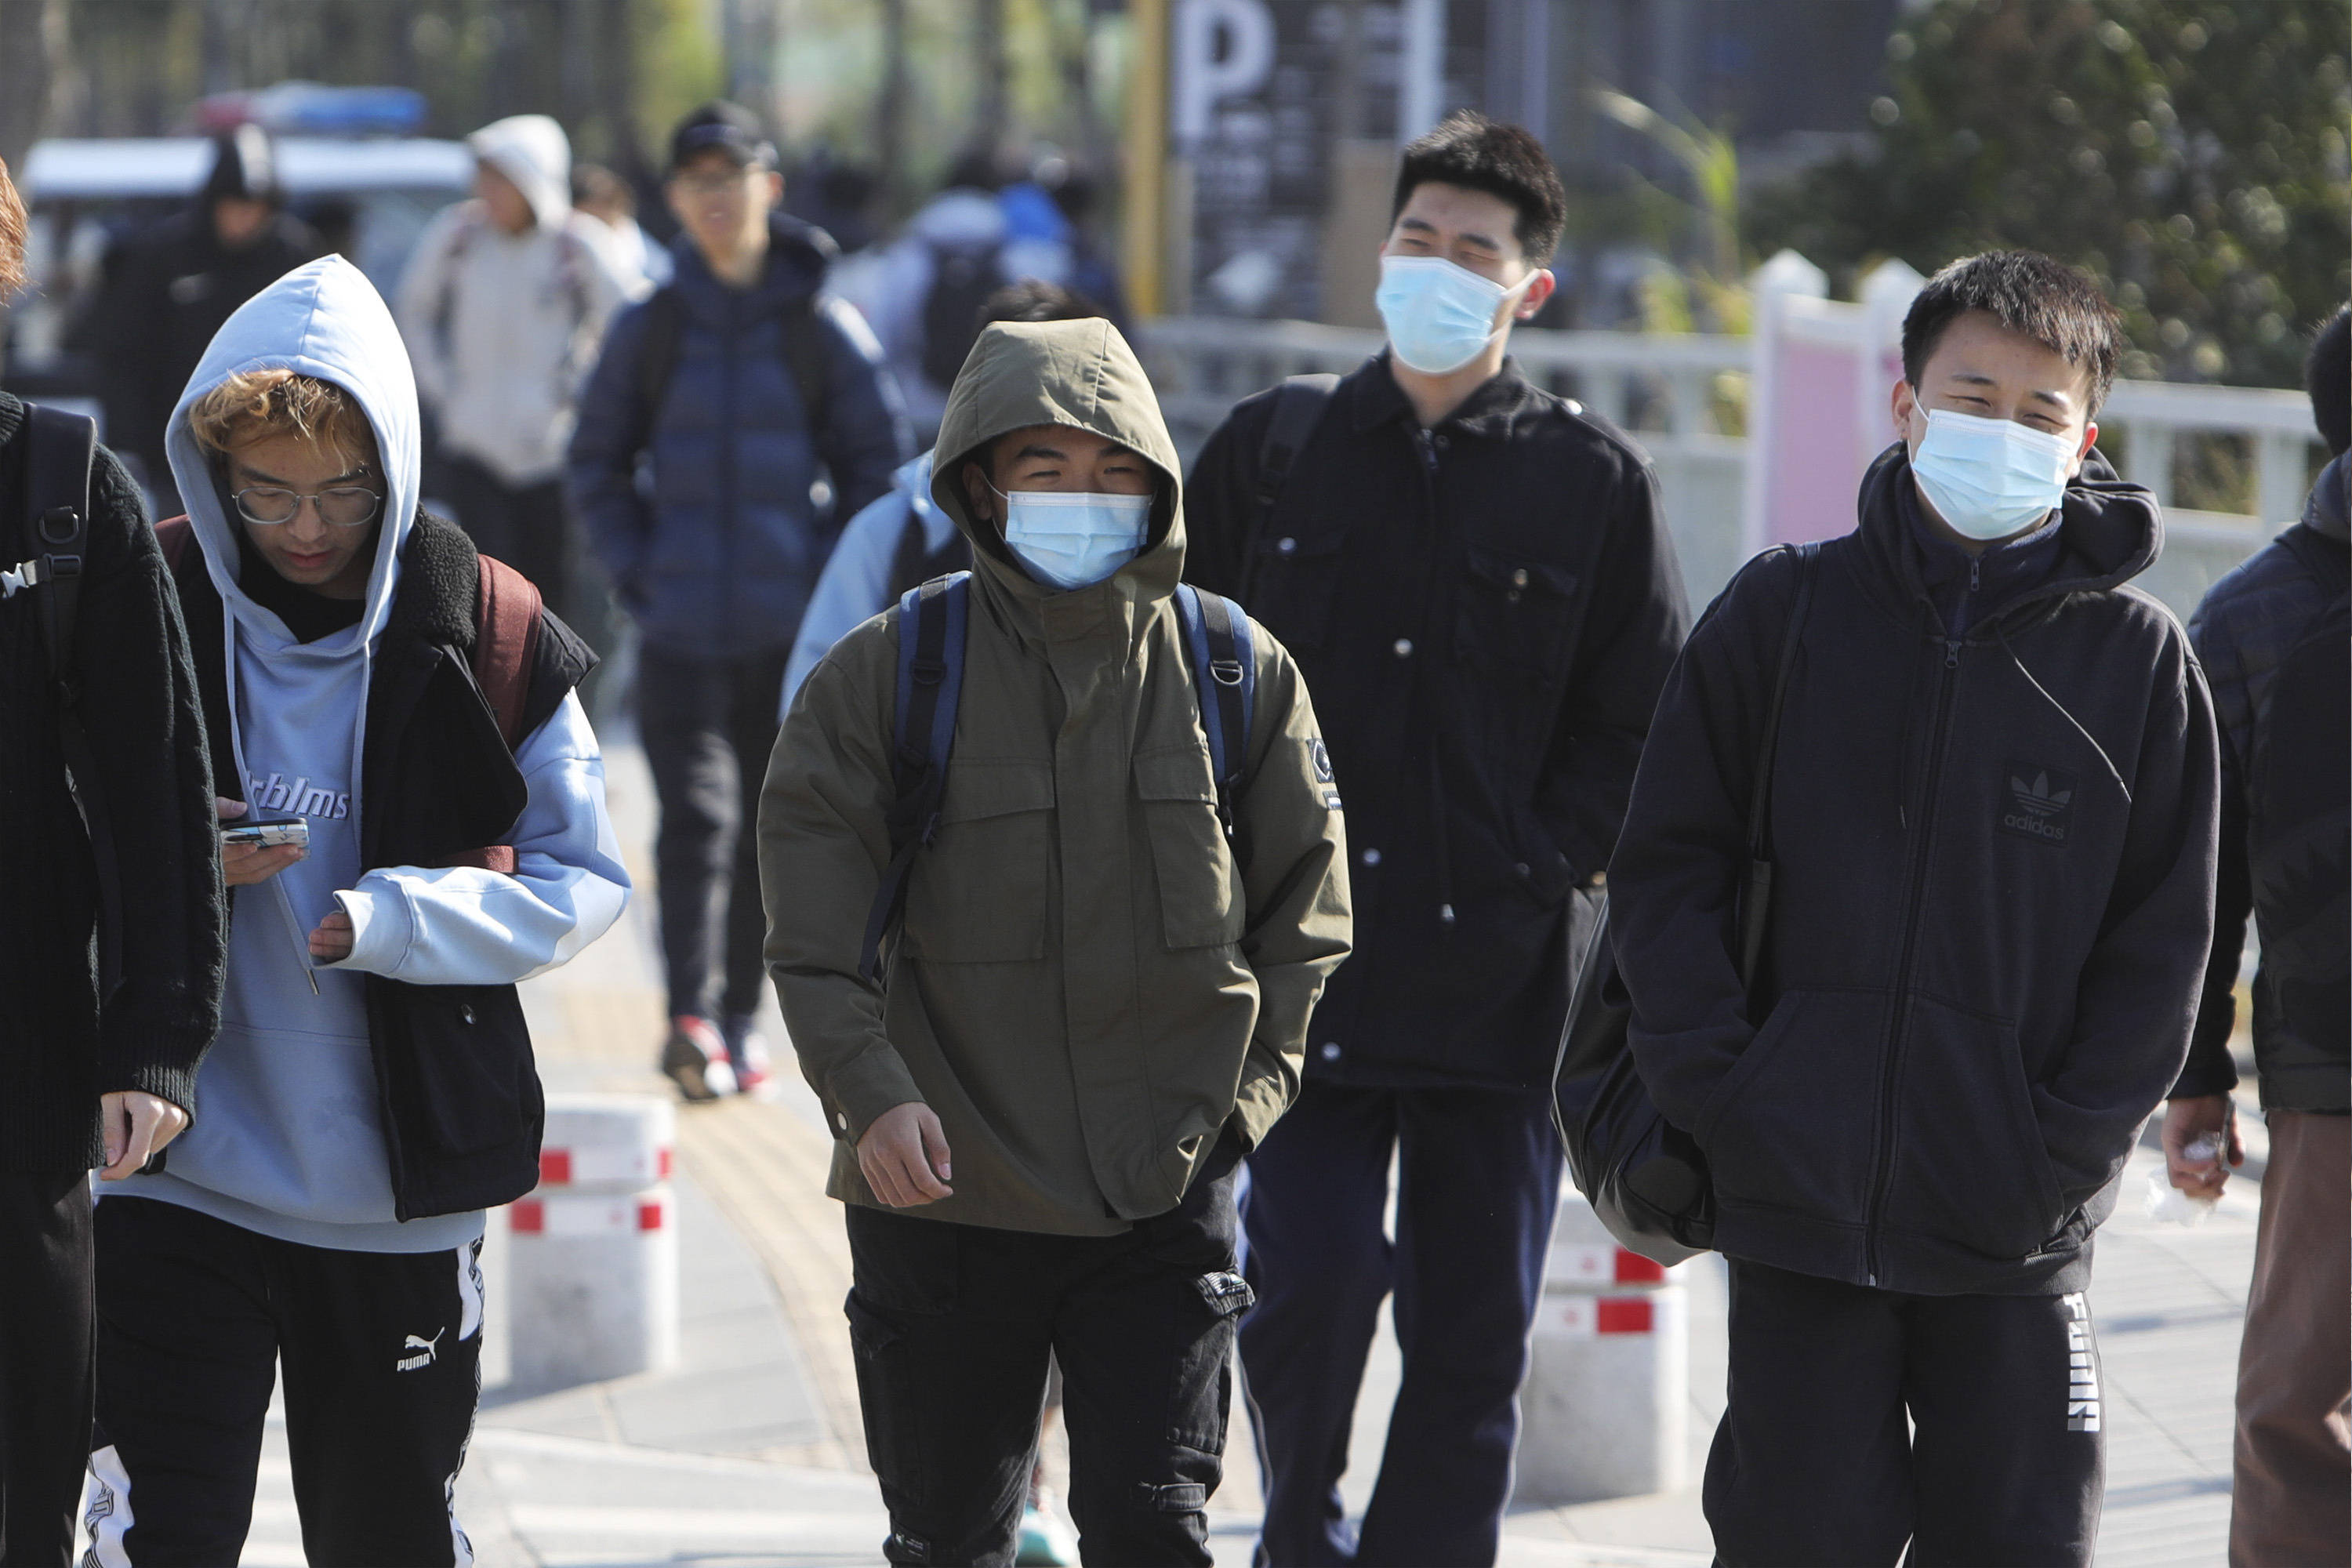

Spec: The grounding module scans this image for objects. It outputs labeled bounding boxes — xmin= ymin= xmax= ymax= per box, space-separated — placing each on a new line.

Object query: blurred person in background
xmin=96 ymin=125 xmax=320 ymax=513
xmin=570 ymin=100 xmax=907 ymax=1103
xmin=2162 ymin=303 xmax=2350 ymax=1566
xmin=0 ymin=153 xmax=223 ymax=1568
xmin=574 ymin=160 xmax=673 ymax=292
xmin=1184 ymin=113 xmax=1689 ymax=1567
xmin=398 ymin=114 xmax=634 ymax=642
xmin=778 ymin=278 xmax=1100 ymax=719
xmin=836 ymin=147 xmax=1072 ymax=445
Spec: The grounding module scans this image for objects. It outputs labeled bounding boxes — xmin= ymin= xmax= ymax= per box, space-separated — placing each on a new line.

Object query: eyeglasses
xmin=233 ymin=485 xmax=383 ymax=528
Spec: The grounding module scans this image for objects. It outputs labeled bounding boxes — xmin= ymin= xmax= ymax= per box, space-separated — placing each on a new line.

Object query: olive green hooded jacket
xmin=760 ymin=318 xmax=1352 ymax=1236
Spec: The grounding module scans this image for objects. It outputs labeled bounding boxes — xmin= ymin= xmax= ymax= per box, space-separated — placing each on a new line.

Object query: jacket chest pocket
xmin=1137 ymin=746 xmax=1243 ymax=949
xmin=903 ymin=760 xmax=1055 ymax=964
xmin=1249 ymin=531 xmax=1347 ymax=651
xmin=394 ymin=985 xmax=536 ymax=1156
xmin=1456 ymin=547 xmax=1579 ymax=680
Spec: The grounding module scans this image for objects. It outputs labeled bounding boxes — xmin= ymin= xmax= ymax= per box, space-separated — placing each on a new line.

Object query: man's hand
xmin=98 ymin=1091 xmax=190 ymax=1181
xmin=2161 ymin=1094 xmax=2243 ymax=1198
xmin=310 ymin=909 xmax=355 ymax=963
xmin=219 ymin=797 xmax=303 ymax=887
xmin=857 ymin=1102 xmax=953 ymax=1207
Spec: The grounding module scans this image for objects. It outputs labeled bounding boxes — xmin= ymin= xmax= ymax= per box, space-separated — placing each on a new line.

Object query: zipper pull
xmin=1969 ymin=557 xmax=1982 ymax=593
xmin=1417 ymin=427 xmax=1439 ymax=474
xmin=1945 ymin=640 xmax=1961 ymax=669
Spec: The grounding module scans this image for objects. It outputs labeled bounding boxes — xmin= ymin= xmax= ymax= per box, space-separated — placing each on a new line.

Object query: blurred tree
xmin=1749 ymin=0 xmax=2351 ymax=387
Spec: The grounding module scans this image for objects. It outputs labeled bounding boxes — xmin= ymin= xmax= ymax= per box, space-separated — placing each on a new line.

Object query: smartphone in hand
xmin=221 ymin=816 xmax=310 ymax=851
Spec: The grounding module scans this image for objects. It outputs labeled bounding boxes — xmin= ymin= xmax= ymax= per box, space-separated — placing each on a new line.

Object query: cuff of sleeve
xmin=1229 ymin=1055 xmax=1298 ymax=1152
xmin=826 ymin=1047 xmax=925 ymax=1142
xmin=331 ymin=883 xmax=414 ymax=975
xmin=96 ymin=1043 xmax=202 ymax=1123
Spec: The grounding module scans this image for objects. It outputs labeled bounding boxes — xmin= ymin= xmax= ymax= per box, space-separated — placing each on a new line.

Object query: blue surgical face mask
xmin=1909 ymin=408 xmax=2079 ymax=541
xmin=994 ymin=485 xmax=1154 ymax=590
xmin=1375 ymin=254 xmax=1537 ymax=376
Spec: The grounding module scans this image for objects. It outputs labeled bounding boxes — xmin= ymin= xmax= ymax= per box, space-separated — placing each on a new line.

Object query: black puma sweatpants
xmin=1704 ymin=1258 xmax=2106 ymax=1567
xmin=85 ymin=1196 xmax=485 ymax=1567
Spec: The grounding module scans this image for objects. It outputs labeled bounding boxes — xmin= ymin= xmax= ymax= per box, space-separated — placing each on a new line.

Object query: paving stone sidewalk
xmin=209 ymin=736 xmax=2258 ymax=1566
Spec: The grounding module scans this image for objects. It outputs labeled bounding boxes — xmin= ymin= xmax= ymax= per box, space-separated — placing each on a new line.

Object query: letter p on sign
xmin=1174 ymin=0 xmax=1276 ymax=143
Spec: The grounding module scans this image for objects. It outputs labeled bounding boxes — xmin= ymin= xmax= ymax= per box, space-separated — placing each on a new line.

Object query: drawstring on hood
xmin=466 ymin=114 xmax=573 ymax=233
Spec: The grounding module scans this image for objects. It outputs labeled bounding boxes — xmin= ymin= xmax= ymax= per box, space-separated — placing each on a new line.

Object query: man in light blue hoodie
xmin=83 ymin=256 xmax=630 ymax=1564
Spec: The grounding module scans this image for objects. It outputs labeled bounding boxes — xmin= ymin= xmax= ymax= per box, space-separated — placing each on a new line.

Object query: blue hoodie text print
xmin=246 ymin=771 xmax=351 ymax=821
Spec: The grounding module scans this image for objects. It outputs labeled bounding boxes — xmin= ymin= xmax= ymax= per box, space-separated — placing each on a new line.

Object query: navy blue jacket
xmin=568 ymin=216 xmax=909 ymax=659
xmin=2174 ymin=452 xmax=2349 ymax=1112
xmin=1611 ymin=447 xmax=2220 ymax=1297
xmin=1186 ymin=356 xmax=1690 ymax=1090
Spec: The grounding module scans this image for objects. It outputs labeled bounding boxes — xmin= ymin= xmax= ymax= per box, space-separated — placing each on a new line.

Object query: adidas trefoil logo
xmin=2010 ymin=771 xmax=2072 ymax=818
xmin=1999 ymin=760 xmax=2076 ymax=846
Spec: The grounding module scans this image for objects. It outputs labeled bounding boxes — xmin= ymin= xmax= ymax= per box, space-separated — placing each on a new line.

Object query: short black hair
xmin=1391 ymin=111 xmax=1565 ymax=263
xmin=978 ymin=279 xmax=1101 ymax=331
xmin=1900 ymin=250 xmax=2122 ymax=416
xmin=2306 ymin=306 xmax=2349 ymax=457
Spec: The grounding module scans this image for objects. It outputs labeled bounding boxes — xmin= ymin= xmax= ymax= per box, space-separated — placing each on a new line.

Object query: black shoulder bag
xmin=1551 ymin=542 xmax=1819 ymax=1264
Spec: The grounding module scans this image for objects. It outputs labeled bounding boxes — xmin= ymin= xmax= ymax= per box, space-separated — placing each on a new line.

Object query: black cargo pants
xmin=844 ymin=1137 xmax=1249 ymax=1567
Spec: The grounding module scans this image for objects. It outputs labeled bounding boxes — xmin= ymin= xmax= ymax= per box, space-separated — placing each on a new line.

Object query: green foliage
xmin=1749 ymin=0 xmax=2351 ymax=387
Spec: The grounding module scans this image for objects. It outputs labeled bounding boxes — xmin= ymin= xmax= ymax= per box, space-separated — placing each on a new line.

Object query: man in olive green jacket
xmin=760 ymin=318 xmax=1351 ymax=1566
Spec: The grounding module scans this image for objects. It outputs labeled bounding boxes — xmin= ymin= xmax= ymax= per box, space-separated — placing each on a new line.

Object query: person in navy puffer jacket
xmin=570 ymin=101 xmax=909 ymax=1101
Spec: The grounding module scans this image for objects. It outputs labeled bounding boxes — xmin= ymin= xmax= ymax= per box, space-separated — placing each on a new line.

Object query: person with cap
xmin=397 ymin=114 xmax=636 ymax=640
xmin=759 ymin=314 xmax=1351 ymax=1566
xmin=2161 ymin=303 xmax=2350 ymax=1566
xmin=0 ymin=151 xmax=223 ymax=1568
xmin=571 ymin=101 xmax=908 ymax=1102
xmin=94 ymin=124 xmax=320 ymax=512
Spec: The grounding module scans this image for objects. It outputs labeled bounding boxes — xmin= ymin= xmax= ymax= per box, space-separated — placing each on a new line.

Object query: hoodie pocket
xmin=1696 ymin=987 xmax=1884 ymax=1229
xmin=1882 ymin=995 xmax=2064 ymax=1259
xmin=902 ymin=760 xmax=1054 ymax=964
xmin=1137 ymin=746 xmax=1243 ymax=949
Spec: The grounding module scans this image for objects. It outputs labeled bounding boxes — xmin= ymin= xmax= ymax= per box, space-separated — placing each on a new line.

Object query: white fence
xmin=1136 ymin=316 xmax=2326 ymax=620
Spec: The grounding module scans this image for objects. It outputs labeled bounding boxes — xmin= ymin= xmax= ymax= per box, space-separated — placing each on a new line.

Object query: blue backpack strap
xmin=858 ymin=572 xmax=971 ymax=981
xmin=1174 ymin=584 xmax=1257 ymax=837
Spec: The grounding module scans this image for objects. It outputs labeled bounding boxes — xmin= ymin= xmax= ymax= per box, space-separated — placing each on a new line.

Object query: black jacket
xmin=170 ymin=513 xmax=593 ymax=1217
xmin=95 ymin=207 xmax=321 ymax=489
xmin=1612 ymin=447 xmax=2220 ymax=1296
xmin=0 ymin=394 xmax=223 ymax=1170
xmin=1187 ymin=356 xmax=1690 ymax=1088
xmin=2173 ymin=452 xmax=2349 ymax=1112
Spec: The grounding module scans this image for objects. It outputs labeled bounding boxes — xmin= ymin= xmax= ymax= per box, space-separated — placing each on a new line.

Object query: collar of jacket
xmin=1850 ymin=441 xmax=2162 ymax=631
xmin=669 ymin=212 xmax=836 ymax=318
xmin=2305 ymin=450 xmax=2349 ymax=542
xmin=1346 ymin=350 xmax=1538 ymax=437
xmin=928 ymin=318 xmax=1188 ymax=660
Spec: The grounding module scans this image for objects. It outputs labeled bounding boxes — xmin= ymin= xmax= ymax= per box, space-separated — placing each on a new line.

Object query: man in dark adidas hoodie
xmin=1610 ymin=252 xmax=2219 ymax=1565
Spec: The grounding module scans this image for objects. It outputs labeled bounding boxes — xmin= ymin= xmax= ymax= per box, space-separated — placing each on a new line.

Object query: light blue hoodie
xmin=779 ymin=452 xmax=950 ymax=717
xmin=115 ymin=256 xmax=630 ymax=1252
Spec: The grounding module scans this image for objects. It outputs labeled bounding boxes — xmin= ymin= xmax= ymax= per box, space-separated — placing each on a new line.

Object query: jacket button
xmin=1514 ymin=862 xmax=1531 ymax=878
xmin=1433 ymin=434 xmax=1450 ymax=449
xmin=1392 ymin=638 xmax=1414 ymax=659
xmin=1512 ymin=568 xmax=1530 ymax=588
xmin=836 ymin=1112 xmax=849 ymax=1132
xmin=1319 ymin=1043 xmax=1342 ymax=1062
xmin=1361 ymin=848 xmax=1381 ymax=866
xmin=459 ymin=1005 xmax=475 ymax=1025
xmin=1276 ymin=536 xmax=1298 ymax=555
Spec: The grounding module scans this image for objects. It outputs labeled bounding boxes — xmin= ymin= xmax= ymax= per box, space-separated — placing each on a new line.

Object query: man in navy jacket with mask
xmin=1610 ymin=251 xmax=2220 ymax=1565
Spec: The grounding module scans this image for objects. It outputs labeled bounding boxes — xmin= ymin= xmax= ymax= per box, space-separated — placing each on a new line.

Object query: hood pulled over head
xmin=165 ymin=254 xmax=421 ymax=655
xmin=468 ymin=114 xmax=572 ymax=232
xmin=929 ymin=318 xmax=1185 ymax=607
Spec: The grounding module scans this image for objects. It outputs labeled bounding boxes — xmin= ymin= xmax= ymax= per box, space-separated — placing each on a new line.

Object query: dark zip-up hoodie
xmin=1610 ymin=444 xmax=2220 ymax=1296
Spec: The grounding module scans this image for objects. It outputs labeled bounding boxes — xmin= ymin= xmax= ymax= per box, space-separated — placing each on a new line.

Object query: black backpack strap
xmin=1239 ymin=372 xmax=1339 ymax=599
xmin=857 ymin=572 xmax=971 ymax=982
xmin=627 ymin=285 xmax=686 ymax=461
xmin=1174 ymin=585 xmax=1258 ymax=837
xmin=20 ymin=405 xmax=125 ymax=1000
xmin=1737 ymin=541 xmax=1820 ymax=989
xmin=779 ymin=296 xmax=833 ymax=457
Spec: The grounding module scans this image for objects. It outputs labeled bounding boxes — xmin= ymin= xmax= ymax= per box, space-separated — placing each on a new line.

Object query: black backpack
xmin=919 ymin=238 xmax=1006 ymax=390
xmin=6 ymin=405 xmax=126 ymax=998
xmin=856 ymin=572 xmax=1259 ymax=981
xmin=1551 ymin=543 xmax=1819 ymax=1265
